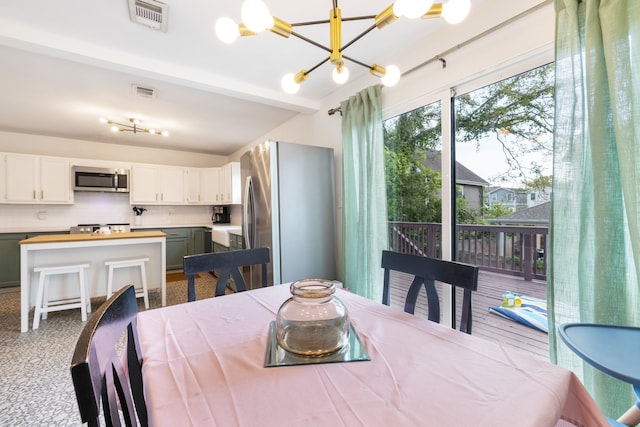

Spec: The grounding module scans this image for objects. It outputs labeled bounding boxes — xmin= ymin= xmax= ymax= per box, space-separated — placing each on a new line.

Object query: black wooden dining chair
xmin=70 ymin=285 xmax=148 ymax=427
xmin=381 ymin=250 xmax=480 ymax=334
xmin=184 ymin=247 xmax=270 ymax=301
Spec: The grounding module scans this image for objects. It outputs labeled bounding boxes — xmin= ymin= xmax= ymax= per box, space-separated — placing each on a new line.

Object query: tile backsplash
xmin=1 ymin=192 xmax=214 ymax=231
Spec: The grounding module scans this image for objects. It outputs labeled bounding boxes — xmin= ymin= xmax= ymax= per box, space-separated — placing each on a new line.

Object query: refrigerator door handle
xmin=243 ymin=175 xmax=254 ymax=249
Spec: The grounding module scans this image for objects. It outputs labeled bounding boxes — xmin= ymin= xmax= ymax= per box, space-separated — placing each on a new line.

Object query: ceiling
xmin=0 ymin=0 xmax=544 ymax=156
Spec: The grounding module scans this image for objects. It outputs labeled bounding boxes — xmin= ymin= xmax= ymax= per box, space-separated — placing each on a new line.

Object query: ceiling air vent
xmin=132 ymin=84 xmax=157 ymax=99
xmin=128 ymin=0 xmax=168 ymax=32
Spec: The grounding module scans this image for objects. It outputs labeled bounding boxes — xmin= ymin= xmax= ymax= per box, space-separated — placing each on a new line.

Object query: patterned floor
xmin=0 ymin=274 xmax=218 ymax=426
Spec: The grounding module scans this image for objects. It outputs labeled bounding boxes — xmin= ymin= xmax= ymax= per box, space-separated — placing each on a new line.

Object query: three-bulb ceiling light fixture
xmin=215 ymin=0 xmax=471 ymax=94
xmin=99 ymin=118 xmax=169 ymax=137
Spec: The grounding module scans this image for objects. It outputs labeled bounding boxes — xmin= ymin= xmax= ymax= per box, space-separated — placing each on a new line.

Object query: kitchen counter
xmin=19 ymin=230 xmax=165 ymax=244
xmin=19 ymin=231 xmax=167 ymax=332
xmin=131 ymin=223 xmax=213 ymax=230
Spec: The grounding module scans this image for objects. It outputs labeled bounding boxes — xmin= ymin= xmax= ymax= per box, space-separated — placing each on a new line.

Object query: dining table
xmin=136 ymin=284 xmax=608 ymax=427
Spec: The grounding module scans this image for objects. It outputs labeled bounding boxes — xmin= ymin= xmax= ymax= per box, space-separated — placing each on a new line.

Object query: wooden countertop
xmin=19 ymin=231 xmax=166 ymax=245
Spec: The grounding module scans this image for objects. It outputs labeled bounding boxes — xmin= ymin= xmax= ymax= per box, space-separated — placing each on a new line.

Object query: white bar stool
xmin=33 ymin=263 xmax=91 ymax=330
xmin=105 ymin=258 xmax=149 ymax=309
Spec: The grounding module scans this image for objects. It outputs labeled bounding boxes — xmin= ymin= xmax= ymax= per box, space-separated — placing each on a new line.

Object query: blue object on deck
xmin=488 ymin=295 xmax=548 ymax=333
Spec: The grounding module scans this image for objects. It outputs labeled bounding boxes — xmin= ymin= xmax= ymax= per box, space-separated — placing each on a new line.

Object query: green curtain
xmin=550 ymin=0 xmax=640 ymax=417
xmin=341 ymin=85 xmax=388 ymax=301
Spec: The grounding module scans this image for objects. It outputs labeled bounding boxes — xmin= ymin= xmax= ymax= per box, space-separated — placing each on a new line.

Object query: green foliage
xmin=384 ymin=63 xmax=555 ymax=223
xmin=456 ymin=196 xmax=481 ymax=224
xmin=484 ymin=203 xmax=513 ymax=219
xmin=384 ymin=105 xmax=443 ymax=222
xmin=455 ymin=64 xmax=554 ymax=186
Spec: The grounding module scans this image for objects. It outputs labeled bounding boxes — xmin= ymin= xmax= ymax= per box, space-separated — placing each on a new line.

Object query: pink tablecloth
xmin=137 ymin=285 xmax=607 ymax=427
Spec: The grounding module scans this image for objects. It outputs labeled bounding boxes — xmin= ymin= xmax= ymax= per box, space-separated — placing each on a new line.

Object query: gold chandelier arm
xmin=370 ymin=64 xmax=386 ymax=78
xmin=308 ymin=57 xmax=331 ymax=74
xmin=330 ymin=7 xmax=342 ymax=65
xmin=290 ymin=31 xmax=332 ymax=53
xmin=423 ymin=3 xmax=443 ymax=19
xmin=269 ymin=17 xmax=292 ymax=38
xmin=340 ymin=23 xmax=377 ymax=53
xmin=375 ymin=4 xmax=398 ymax=29
xmin=239 ymin=24 xmax=256 ymax=37
xmin=342 ymin=54 xmax=377 ymax=72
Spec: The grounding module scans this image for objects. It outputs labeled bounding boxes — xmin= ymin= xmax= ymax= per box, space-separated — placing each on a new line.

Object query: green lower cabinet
xmin=0 ymin=233 xmax=26 ymax=288
xmin=189 ymin=228 xmax=206 ymax=256
xmin=229 ymin=233 xmax=244 ymax=251
xmin=0 ymin=231 xmax=68 ymax=289
xmin=137 ymin=227 xmax=190 ymax=271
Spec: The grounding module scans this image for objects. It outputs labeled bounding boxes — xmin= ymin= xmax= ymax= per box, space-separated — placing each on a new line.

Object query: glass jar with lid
xmin=275 ymin=278 xmax=350 ymax=357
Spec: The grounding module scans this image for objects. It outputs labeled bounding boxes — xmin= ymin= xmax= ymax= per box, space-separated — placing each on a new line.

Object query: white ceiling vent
xmin=128 ymin=0 xmax=168 ymax=32
xmin=132 ymin=84 xmax=157 ymax=99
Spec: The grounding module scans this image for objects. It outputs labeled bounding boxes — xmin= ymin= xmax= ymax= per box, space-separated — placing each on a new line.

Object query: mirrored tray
xmin=264 ymin=321 xmax=371 ymax=367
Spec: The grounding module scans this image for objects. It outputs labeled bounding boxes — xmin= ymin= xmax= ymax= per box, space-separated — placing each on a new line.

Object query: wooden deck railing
xmin=388 ymin=222 xmax=549 ymax=281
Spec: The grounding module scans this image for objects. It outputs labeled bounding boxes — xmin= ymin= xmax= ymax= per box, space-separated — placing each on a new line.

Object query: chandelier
xmin=99 ymin=118 xmax=169 ymax=137
xmin=215 ymin=0 xmax=471 ymax=94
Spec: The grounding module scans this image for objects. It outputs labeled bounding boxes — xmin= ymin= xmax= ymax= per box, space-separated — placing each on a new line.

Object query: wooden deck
xmin=387 ymin=270 xmax=550 ymax=360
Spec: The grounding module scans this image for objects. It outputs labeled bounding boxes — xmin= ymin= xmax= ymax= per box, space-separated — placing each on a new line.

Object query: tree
xmin=384 ymin=104 xmax=442 ymax=222
xmin=384 ymin=63 xmax=555 ymax=223
xmin=455 ymin=64 xmax=554 ymax=187
xmin=484 ymin=203 xmax=513 ymax=220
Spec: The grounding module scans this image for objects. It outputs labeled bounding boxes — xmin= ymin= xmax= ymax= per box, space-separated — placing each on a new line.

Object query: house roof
xmin=490 ymin=201 xmax=551 ymax=225
xmin=424 ymin=151 xmax=489 ymax=186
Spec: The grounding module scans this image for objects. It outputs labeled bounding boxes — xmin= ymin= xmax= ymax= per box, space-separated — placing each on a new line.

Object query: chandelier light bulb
xmin=442 ymin=0 xmax=471 ymax=24
xmin=281 ymin=73 xmax=301 ymax=94
xmin=381 ymin=65 xmax=401 ymax=87
xmin=215 ymin=17 xmax=240 ymax=43
xmin=110 ymin=125 xmax=119 ymax=133
xmin=241 ymin=0 xmax=274 ymax=32
xmin=332 ymin=64 xmax=350 ymax=84
xmin=394 ymin=0 xmax=433 ymax=19
xmin=161 ymin=130 xmax=169 ymax=137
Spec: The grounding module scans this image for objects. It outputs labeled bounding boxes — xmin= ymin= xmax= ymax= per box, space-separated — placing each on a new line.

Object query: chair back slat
xmin=381 ymin=250 xmax=479 ymax=334
xmin=70 ymin=285 xmax=147 ymax=426
xmin=184 ymin=247 xmax=271 ymax=301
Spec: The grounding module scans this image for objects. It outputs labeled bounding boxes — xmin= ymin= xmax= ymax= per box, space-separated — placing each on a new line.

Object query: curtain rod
xmin=327 ymin=0 xmax=553 ymax=116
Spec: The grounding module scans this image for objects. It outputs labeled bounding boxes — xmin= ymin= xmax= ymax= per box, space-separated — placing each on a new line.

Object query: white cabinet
xmin=2 ymin=153 xmax=72 ymax=204
xmin=200 ymin=167 xmax=220 ymax=204
xmin=219 ymin=162 xmax=240 ymax=205
xmin=185 ymin=168 xmax=201 ymax=204
xmin=131 ymin=165 xmax=185 ymax=204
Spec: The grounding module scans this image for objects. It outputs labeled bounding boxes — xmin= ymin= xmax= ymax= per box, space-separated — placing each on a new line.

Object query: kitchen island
xmin=19 ymin=231 xmax=166 ymax=332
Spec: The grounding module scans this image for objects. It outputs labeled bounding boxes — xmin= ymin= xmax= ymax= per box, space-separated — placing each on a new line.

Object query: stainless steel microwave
xmin=72 ymin=166 xmax=130 ymax=192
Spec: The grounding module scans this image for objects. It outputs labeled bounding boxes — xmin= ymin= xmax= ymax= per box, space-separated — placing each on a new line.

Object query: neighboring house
xmin=423 ymin=151 xmax=489 ymax=213
xmin=486 ymin=186 xmax=552 ymax=212
xmin=489 ymin=201 xmax=551 ymax=226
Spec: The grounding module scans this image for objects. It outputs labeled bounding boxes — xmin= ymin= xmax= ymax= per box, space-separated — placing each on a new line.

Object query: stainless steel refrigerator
xmin=241 ymin=140 xmax=336 ymax=288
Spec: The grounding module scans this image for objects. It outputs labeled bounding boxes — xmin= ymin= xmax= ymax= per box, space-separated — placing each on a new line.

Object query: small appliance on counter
xmin=212 ymin=206 xmax=230 ymax=223
xmin=70 ymin=223 xmax=131 ymax=234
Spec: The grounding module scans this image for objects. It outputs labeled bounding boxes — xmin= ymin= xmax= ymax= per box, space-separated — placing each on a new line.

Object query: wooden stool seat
xmin=105 ymin=258 xmax=150 ymax=309
xmin=33 ymin=263 xmax=91 ymax=330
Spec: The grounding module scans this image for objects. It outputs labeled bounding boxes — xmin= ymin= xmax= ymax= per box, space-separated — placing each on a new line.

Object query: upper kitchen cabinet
xmin=185 ymin=168 xmax=202 ymax=204
xmin=219 ymin=162 xmax=240 ymax=205
xmin=2 ymin=153 xmax=72 ymax=204
xmin=200 ymin=167 xmax=220 ymax=204
xmin=130 ymin=164 xmax=185 ymax=204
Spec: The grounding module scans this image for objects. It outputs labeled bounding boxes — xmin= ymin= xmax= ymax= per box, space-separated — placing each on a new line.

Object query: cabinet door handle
xmin=41 ymin=190 xmax=44 ymax=200
xmin=33 ymin=190 xmax=36 ymax=200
